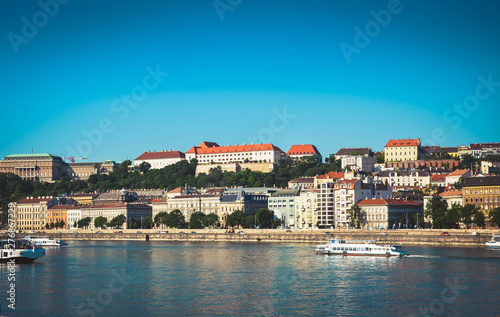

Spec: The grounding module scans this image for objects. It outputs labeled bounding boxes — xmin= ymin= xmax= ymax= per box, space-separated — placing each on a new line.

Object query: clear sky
xmin=1 ymin=0 xmax=499 ymax=162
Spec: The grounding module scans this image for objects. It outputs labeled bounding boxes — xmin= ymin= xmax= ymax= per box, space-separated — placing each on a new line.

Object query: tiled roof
xmin=17 ymin=197 xmax=53 ymax=204
xmin=289 ymin=177 xmax=315 ymax=183
xmin=316 ymin=172 xmax=345 ymax=179
xmin=151 ymin=199 xmax=168 ymax=203
xmin=48 ymin=205 xmax=81 ymax=210
xmin=431 ymin=174 xmax=448 ymax=182
xmin=357 ymin=198 xmax=421 ymax=206
xmin=447 ymin=169 xmax=469 ymax=177
xmin=336 ymin=179 xmax=359 ymax=186
xmin=463 ymin=176 xmax=500 ymax=187
xmin=82 ymin=204 xmax=128 ymax=208
xmin=135 ymin=150 xmax=185 ymax=161
xmin=384 ymin=139 xmax=420 ymax=148
xmin=199 ymin=141 xmax=219 ymax=148
xmin=168 ymin=187 xmax=183 ymax=194
xmin=335 ymin=147 xmax=372 ymax=156
xmin=439 ymin=190 xmax=462 ymax=197
xmin=287 ymin=144 xmax=321 ymax=156
xmin=190 ymin=143 xmax=284 ymax=155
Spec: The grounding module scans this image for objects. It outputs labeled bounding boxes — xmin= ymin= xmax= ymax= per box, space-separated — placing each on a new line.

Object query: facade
xmin=47 ymin=205 xmax=69 ymax=229
xmin=314 ymin=171 xmax=346 ymax=187
xmin=94 ymin=189 xmax=138 ymax=205
xmin=12 ymin=197 xmax=58 ymax=231
xmin=481 ymin=143 xmax=500 ymax=157
xmin=134 ymin=150 xmax=185 ymax=169
xmin=186 ymin=142 xmax=286 ymax=165
xmin=481 ymin=161 xmax=500 ymax=174
xmin=341 ymin=155 xmax=375 ymax=172
xmin=67 ymin=206 xmax=82 ymax=229
xmin=167 ymin=194 xmax=222 ymax=223
xmin=151 ymin=199 xmax=169 ymax=222
xmin=439 ymin=190 xmax=463 ymax=207
xmin=357 ymin=198 xmax=423 ymax=230
xmin=294 ymin=189 xmax=319 ymax=229
xmin=100 ymin=160 xmax=119 ymax=174
xmin=335 ymin=147 xmax=372 ymax=160
xmin=462 ymin=176 xmax=500 ymax=220
xmin=81 ymin=203 xmax=152 ymax=230
xmin=68 ymin=162 xmax=99 ymax=180
xmin=375 ymin=170 xmax=431 ymax=188
xmin=430 ymin=174 xmax=448 ymax=187
xmin=68 ymin=193 xmax=98 ymax=205
xmin=286 ymin=144 xmax=322 ymax=162
xmin=334 ymin=179 xmax=392 ymax=228
xmin=288 ymin=177 xmax=315 ymax=189
xmin=470 ymin=144 xmax=482 ymax=159
xmin=0 ymin=153 xmax=69 ymax=182
xmin=385 ymin=159 xmax=459 ymax=170
xmin=445 ymin=169 xmax=471 ymax=187
xmin=268 ymin=189 xmax=300 ymax=228
xmin=317 ymin=182 xmax=335 ymax=228
xmin=384 ymin=139 xmax=421 ymax=162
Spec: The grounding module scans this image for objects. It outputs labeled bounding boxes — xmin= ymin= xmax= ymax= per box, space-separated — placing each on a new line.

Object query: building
xmin=445 ymin=169 xmax=471 ymax=187
xmin=439 ymin=190 xmax=463 ymax=207
xmin=385 ymin=159 xmax=459 ymax=170
xmin=268 ymin=189 xmax=300 ymax=228
xmin=68 ymin=193 xmax=98 ymax=205
xmin=151 ymin=199 xmax=168 ymax=222
xmin=186 ymin=141 xmax=286 ymax=165
xmin=47 ymin=205 xmax=81 ymax=229
xmin=357 ymin=198 xmax=423 ymax=230
xmin=384 ymin=138 xmax=421 ymax=163
xmin=430 ymin=174 xmax=448 ymax=187
xmin=286 ymin=144 xmax=322 ymax=162
xmin=335 ymin=147 xmax=372 ymax=160
xmin=68 ymin=162 xmax=99 ymax=180
xmin=12 ymin=196 xmax=58 ymax=232
xmin=470 ymin=144 xmax=482 ymax=159
xmin=100 ymin=160 xmax=119 ymax=174
xmin=66 ymin=206 xmax=82 ymax=229
xmin=94 ymin=189 xmax=138 ymax=205
xmin=0 ymin=153 xmax=69 ymax=182
xmin=334 ymin=179 xmax=392 ymax=228
xmin=341 ymin=155 xmax=375 ymax=172
xmin=317 ymin=182 xmax=335 ymax=228
xmin=294 ymin=189 xmax=319 ymax=229
xmin=134 ymin=150 xmax=185 ymax=169
xmin=314 ymin=171 xmax=346 ymax=187
xmin=81 ymin=203 xmax=152 ymax=230
xmin=462 ymin=176 xmax=500 ymax=221
xmin=481 ymin=161 xmax=500 ymax=174
xmin=288 ymin=177 xmax=315 ymax=189
xmin=375 ymin=170 xmax=431 ymax=188
xmin=481 ymin=142 xmax=500 ymax=157
xmin=167 ymin=193 xmax=222 ymax=223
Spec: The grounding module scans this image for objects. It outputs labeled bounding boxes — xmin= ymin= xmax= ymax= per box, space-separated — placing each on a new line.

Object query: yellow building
xmin=384 ymin=138 xmax=421 ymax=162
xmin=463 ymin=176 xmax=500 ymax=223
xmin=68 ymin=193 xmax=97 ymax=205
xmin=12 ymin=197 xmax=57 ymax=232
xmin=0 ymin=153 xmax=69 ymax=182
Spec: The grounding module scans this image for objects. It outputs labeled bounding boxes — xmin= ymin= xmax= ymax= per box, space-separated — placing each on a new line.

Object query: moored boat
xmin=25 ymin=236 xmax=68 ymax=247
xmin=315 ymin=238 xmax=409 ymax=257
xmin=485 ymin=234 xmax=500 ymax=249
xmin=1 ymin=239 xmax=45 ymax=263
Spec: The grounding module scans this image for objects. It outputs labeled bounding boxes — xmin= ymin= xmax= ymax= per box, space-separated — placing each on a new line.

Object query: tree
xmin=154 ymin=211 xmax=169 ymax=226
xmin=141 ymin=216 xmax=152 ymax=229
xmin=256 ymin=208 xmax=274 ymax=228
xmin=50 ymin=222 xmax=55 ymax=229
xmin=78 ymin=217 xmax=92 ymax=229
xmin=203 ymin=213 xmax=219 ymax=228
xmin=139 ymin=161 xmax=151 ymax=174
xmin=444 ymin=206 xmax=460 ymax=228
xmin=424 ymin=198 xmax=448 ymax=229
xmin=166 ymin=209 xmax=185 ymax=228
xmin=273 ymin=218 xmax=282 ymax=228
xmin=109 ymin=214 xmax=126 ymax=228
xmin=489 ymin=207 xmax=500 ymax=227
xmin=474 ymin=211 xmax=486 ymax=228
xmin=226 ymin=210 xmax=245 ymax=228
xmin=460 ymin=204 xmax=480 ymax=228
xmin=348 ymin=205 xmax=361 ymax=228
xmin=45 ymin=223 xmax=50 ymax=229
xmin=59 ymin=220 xmax=65 ymax=229
xmin=94 ymin=216 xmax=108 ymax=229
xmin=376 ymin=152 xmax=385 ymax=164
xmin=189 ymin=211 xmax=206 ymax=229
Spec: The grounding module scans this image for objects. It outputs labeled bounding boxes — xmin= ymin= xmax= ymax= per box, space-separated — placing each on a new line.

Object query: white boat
xmin=25 ymin=236 xmax=68 ymax=247
xmin=1 ymin=239 xmax=45 ymax=263
xmin=485 ymin=234 xmax=500 ymax=249
xmin=315 ymin=238 xmax=409 ymax=257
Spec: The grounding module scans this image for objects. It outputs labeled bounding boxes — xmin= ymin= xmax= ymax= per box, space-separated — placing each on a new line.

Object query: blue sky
xmin=1 ymin=0 xmax=499 ymax=162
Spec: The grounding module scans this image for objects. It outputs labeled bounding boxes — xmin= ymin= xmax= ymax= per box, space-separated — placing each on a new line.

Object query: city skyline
xmin=2 ymin=0 xmax=500 ymax=162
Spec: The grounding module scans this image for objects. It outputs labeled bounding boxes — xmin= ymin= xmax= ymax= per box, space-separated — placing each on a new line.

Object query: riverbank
xmin=4 ymin=229 xmax=499 ymax=246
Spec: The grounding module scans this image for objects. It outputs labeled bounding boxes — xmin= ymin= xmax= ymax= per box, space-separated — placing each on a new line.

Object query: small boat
xmin=315 ymin=238 xmax=409 ymax=257
xmin=1 ymin=239 xmax=45 ymax=263
xmin=485 ymin=234 xmax=500 ymax=249
xmin=25 ymin=236 xmax=68 ymax=247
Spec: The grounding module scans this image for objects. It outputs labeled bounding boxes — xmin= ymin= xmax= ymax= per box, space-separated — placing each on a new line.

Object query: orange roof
xmin=17 ymin=197 xmax=53 ymax=203
xmin=287 ymin=144 xmax=321 ymax=156
xmin=83 ymin=204 xmax=128 ymax=208
xmin=317 ymin=172 xmax=345 ymax=179
xmin=151 ymin=199 xmax=168 ymax=203
xmin=357 ymin=198 xmax=421 ymax=206
xmin=447 ymin=169 xmax=469 ymax=177
xmin=384 ymin=138 xmax=420 ymax=148
xmin=192 ymin=143 xmax=284 ymax=155
xmin=439 ymin=190 xmax=462 ymax=197
xmin=199 ymin=141 xmax=219 ymax=148
xmin=135 ymin=150 xmax=185 ymax=161
xmin=431 ymin=174 xmax=448 ymax=182
xmin=335 ymin=179 xmax=359 ymax=186
xmin=168 ymin=187 xmax=183 ymax=194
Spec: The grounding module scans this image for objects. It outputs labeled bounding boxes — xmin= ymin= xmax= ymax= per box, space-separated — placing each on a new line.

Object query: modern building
xmin=286 ymin=144 xmax=322 ymax=162
xmin=357 ymin=198 xmax=423 ymax=230
xmin=134 ymin=150 xmax=186 ymax=169
xmin=294 ymin=189 xmax=319 ymax=229
xmin=12 ymin=196 xmax=58 ymax=231
xmin=316 ymin=182 xmax=335 ymax=228
xmin=462 ymin=176 xmax=500 ymax=220
xmin=268 ymin=189 xmax=300 ymax=228
xmin=0 ymin=153 xmax=69 ymax=182
xmin=334 ymin=179 xmax=392 ymax=228
xmin=481 ymin=143 xmax=500 ymax=157
xmin=384 ymin=138 xmax=421 ymax=163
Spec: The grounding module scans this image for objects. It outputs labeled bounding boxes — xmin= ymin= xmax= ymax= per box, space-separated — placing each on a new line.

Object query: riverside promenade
xmin=7 ymin=229 xmax=499 ymax=246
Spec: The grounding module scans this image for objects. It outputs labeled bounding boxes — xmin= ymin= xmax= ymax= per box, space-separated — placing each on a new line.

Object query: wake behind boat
xmin=1 ymin=239 xmax=45 ymax=263
xmin=315 ymin=238 xmax=409 ymax=257
xmin=25 ymin=236 xmax=68 ymax=247
xmin=485 ymin=234 xmax=500 ymax=249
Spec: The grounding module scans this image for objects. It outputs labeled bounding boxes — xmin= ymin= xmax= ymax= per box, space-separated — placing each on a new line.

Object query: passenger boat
xmin=1 ymin=239 xmax=45 ymax=263
xmin=25 ymin=236 xmax=68 ymax=247
xmin=315 ymin=238 xmax=409 ymax=257
xmin=485 ymin=234 xmax=500 ymax=249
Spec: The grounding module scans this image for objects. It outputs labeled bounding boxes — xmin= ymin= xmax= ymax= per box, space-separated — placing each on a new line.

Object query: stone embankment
xmin=5 ymin=229 xmax=498 ymax=246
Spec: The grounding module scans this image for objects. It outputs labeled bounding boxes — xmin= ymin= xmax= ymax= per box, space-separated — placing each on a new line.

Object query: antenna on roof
xmin=31 ymin=146 xmax=33 ymax=154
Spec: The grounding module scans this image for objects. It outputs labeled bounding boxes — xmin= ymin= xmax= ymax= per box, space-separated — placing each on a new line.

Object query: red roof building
xmin=185 ymin=142 xmax=286 ymax=164
xmin=287 ymin=144 xmax=322 ymax=162
xmin=384 ymin=138 xmax=421 ymax=163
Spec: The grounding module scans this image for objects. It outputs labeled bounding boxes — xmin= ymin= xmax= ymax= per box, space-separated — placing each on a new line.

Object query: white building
xmin=186 ymin=141 xmax=286 ymax=164
xmin=334 ymin=179 xmax=392 ymax=228
xmin=81 ymin=203 xmax=152 ymax=230
xmin=294 ymin=189 xmax=319 ymax=229
xmin=67 ymin=206 xmax=82 ymax=229
xmin=375 ymin=170 xmax=431 ymax=188
xmin=341 ymin=156 xmax=376 ymax=172
xmin=445 ymin=169 xmax=471 ymax=187
xmin=357 ymin=198 xmax=423 ymax=230
xmin=286 ymin=144 xmax=322 ymax=162
xmin=268 ymin=189 xmax=300 ymax=228
xmin=134 ymin=150 xmax=185 ymax=169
